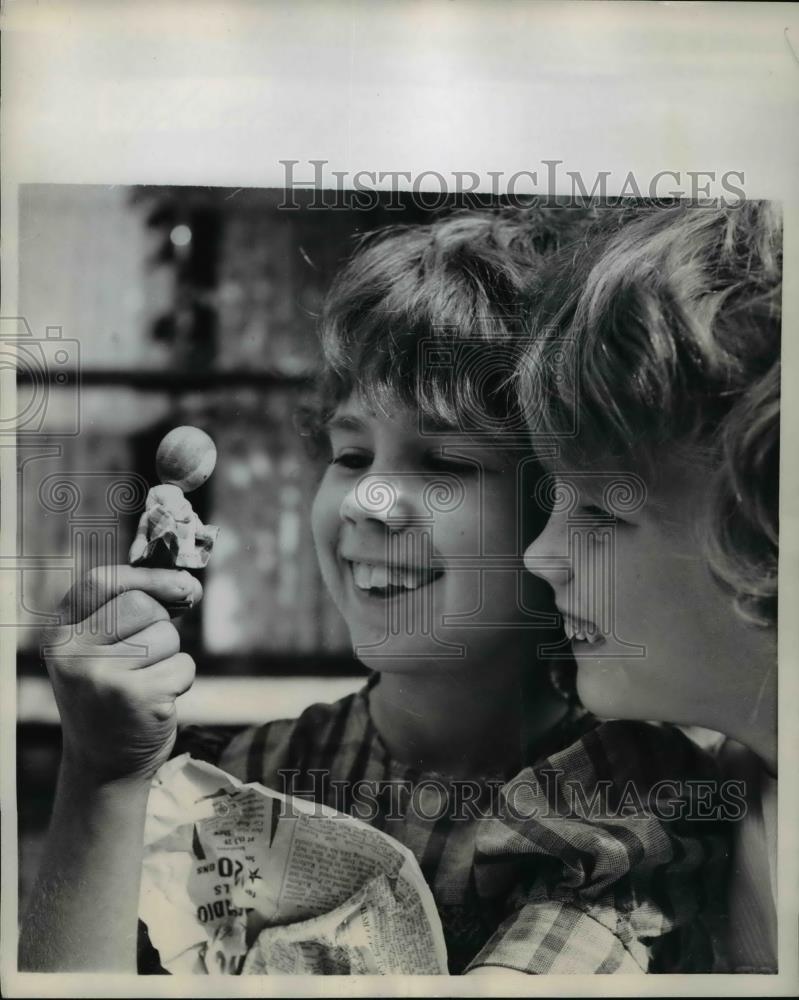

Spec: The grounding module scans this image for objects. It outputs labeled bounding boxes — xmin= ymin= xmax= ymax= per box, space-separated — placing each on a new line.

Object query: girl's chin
xmin=351 ymin=640 xmax=458 ymax=667
xmin=576 ymin=658 xmax=634 ymax=715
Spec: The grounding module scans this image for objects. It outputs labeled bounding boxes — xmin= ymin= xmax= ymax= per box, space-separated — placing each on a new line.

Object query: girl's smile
xmin=344 ymin=558 xmax=444 ymax=597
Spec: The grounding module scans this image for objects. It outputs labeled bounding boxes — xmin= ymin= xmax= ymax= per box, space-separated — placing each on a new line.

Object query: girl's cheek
xmin=310 ymin=482 xmax=336 ymax=548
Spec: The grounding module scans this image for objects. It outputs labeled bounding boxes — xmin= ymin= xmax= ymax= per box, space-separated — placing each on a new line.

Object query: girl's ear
xmin=548 ymin=658 xmax=578 ymax=704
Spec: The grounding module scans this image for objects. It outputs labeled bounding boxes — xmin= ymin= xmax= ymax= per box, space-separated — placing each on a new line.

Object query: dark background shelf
xmin=17 ymin=369 xmax=313 ymax=390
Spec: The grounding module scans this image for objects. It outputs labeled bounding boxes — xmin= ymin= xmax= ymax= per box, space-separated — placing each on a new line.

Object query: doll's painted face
xmin=311 ymin=395 xmax=554 ymax=673
xmin=522 ymin=460 xmax=776 ymax=743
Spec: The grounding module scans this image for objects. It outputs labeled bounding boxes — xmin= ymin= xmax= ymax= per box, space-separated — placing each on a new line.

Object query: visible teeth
xmin=563 ymin=616 xmax=604 ymax=644
xmin=349 ymin=561 xmax=435 ymax=592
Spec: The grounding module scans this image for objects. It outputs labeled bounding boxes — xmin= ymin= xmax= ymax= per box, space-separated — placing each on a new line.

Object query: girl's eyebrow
xmin=324 ymin=414 xmax=368 ymax=433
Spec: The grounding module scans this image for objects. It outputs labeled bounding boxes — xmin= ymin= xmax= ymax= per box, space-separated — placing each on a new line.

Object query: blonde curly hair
xmin=519 ymin=202 xmax=781 ymax=626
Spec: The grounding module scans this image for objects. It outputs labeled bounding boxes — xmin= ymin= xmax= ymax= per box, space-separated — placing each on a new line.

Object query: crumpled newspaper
xmin=140 ymin=755 xmax=448 ymax=975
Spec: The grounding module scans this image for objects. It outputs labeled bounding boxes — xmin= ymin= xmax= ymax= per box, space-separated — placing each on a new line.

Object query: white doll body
xmin=129 ymin=483 xmax=219 ymax=569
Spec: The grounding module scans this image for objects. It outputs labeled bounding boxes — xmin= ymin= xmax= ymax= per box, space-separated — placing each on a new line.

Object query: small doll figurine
xmin=129 ymin=426 xmax=220 ymax=569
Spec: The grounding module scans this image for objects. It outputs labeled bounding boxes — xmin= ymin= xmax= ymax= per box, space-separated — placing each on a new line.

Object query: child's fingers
xmin=132 ymin=652 xmax=197 ymax=703
xmin=57 ymin=565 xmax=202 ymax=625
xmin=75 ymin=590 xmax=170 ymax=645
xmin=51 ymin=620 xmax=182 ymax=683
xmin=106 ymin=619 xmax=182 ymax=669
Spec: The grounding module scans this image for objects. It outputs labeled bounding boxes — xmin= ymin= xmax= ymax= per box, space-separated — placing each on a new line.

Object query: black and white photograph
xmin=2 ymin=2 xmax=797 ymax=996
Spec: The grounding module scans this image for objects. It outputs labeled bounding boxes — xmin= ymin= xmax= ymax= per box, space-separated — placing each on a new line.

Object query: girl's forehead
xmin=326 ymin=399 xmax=416 ymax=441
xmin=331 ymin=395 xmax=451 ymax=436
xmin=332 ymin=394 xmax=410 ymax=423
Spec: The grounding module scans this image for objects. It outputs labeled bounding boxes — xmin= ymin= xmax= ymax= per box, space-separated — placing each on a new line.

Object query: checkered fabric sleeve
xmin=468 ymin=720 xmax=731 ymax=974
xmin=468 ymin=899 xmax=645 ymax=973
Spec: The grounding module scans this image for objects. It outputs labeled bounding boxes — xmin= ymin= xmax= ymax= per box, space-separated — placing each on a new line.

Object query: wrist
xmin=58 ymin=752 xmax=156 ymax=802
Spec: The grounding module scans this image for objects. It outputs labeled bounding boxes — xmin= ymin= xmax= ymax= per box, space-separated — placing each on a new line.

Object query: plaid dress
xmin=140 ymin=679 xmax=730 ymax=975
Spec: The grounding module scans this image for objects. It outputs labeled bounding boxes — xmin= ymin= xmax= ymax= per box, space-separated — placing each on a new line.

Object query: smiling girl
xmin=519 ymin=202 xmax=781 ymax=972
xmin=21 ymin=208 xmax=730 ymax=976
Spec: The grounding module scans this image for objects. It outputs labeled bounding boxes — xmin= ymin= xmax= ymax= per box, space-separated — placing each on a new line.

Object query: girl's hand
xmin=41 ymin=565 xmax=203 ymax=786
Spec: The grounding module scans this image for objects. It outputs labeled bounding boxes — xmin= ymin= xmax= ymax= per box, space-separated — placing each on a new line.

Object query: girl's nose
xmin=523 ymin=508 xmax=573 ymax=586
xmin=339 ymin=473 xmax=419 ymax=530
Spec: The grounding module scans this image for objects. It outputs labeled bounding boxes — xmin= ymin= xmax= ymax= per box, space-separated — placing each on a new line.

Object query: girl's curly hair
xmin=519 ymin=202 xmax=781 ymax=626
xmin=297 ymin=206 xmax=597 ymax=448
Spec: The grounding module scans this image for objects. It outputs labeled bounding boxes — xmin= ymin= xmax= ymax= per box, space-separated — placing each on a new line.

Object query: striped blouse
xmin=141 ymin=679 xmax=730 ymax=975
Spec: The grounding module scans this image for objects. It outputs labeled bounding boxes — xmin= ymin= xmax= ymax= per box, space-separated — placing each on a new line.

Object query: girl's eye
xmin=330 ymin=451 xmax=372 ymax=470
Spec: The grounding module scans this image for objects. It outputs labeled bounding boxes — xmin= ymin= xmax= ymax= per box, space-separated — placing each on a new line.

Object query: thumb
xmin=58 ymin=565 xmax=202 ymax=626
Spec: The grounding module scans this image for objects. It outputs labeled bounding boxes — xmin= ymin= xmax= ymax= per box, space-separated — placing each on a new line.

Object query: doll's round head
xmin=156 ymin=425 xmax=217 ymax=493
